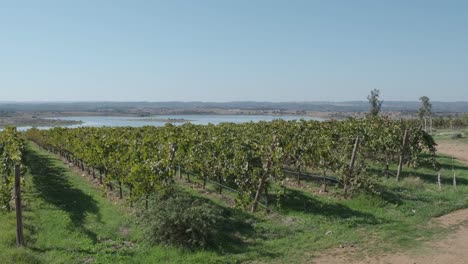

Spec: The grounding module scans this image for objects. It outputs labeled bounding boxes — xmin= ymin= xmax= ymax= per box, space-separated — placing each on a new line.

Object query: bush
xmin=450 ymin=133 xmax=464 ymax=139
xmin=140 ymin=193 xmax=226 ymax=249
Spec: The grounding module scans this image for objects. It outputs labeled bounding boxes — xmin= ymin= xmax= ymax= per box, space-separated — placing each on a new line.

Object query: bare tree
xmin=367 ymin=89 xmax=383 ymax=117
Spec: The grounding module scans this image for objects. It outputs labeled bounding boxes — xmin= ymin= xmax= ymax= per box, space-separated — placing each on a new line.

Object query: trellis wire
xmin=177 ymin=165 xmax=281 ymax=215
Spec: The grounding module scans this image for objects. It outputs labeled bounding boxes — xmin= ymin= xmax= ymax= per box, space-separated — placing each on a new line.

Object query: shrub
xmin=140 ymin=193 xmax=226 ymax=249
xmin=450 ymin=133 xmax=463 ymax=139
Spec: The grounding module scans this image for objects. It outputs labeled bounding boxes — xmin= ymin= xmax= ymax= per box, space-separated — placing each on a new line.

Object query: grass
xmin=1 ymin=142 xmax=468 ymax=263
xmin=0 ymin=142 xmax=136 ymax=263
xmin=432 ymin=128 xmax=468 ymax=143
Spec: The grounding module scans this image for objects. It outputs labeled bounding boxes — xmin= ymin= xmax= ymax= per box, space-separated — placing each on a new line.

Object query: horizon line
xmin=1 ymin=100 xmax=468 ymax=104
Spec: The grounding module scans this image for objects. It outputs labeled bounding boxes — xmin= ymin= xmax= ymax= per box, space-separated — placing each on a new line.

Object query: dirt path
xmin=313 ymin=209 xmax=468 ymax=264
xmin=437 ymin=141 xmax=468 ymax=164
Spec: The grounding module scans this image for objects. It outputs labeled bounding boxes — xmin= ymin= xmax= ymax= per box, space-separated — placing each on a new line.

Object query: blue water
xmin=16 ymin=115 xmax=323 ymax=131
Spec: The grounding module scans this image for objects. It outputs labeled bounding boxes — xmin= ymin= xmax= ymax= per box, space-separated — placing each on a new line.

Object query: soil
xmin=436 ymin=141 xmax=468 ymax=163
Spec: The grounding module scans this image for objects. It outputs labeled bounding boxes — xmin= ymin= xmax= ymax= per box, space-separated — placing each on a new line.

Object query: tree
xmin=418 ymin=96 xmax=432 ymax=132
xmin=367 ymin=89 xmax=383 ymax=117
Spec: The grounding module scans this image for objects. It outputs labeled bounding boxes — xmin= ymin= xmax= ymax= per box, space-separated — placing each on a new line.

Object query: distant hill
xmin=0 ymin=101 xmax=467 ymax=113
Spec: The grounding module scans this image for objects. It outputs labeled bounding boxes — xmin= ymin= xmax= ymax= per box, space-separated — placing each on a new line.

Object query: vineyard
xmin=2 ymin=118 xmax=468 ymax=263
xmin=431 ymin=115 xmax=468 ymax=129
xmin=0 ymin=127 xmax=25 ymax=248
xmin=25 ymin=117 xmax=438 ymax=212
xmin=0 ymin=127 xmax=25 ymax=212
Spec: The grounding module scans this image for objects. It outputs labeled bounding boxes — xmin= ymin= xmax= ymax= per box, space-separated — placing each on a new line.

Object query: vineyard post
xmin=453 ymin=171 xmax=457 ymax=187
xmin=344 ymin=136 xmax=360 ymax=198
xmin=321 ymin=173 xmax=328 ymax=193
xmin=129 ymin=185 xmax=133 ymax=207
xmin=452 ymin=157 xmax=457 ymax=187
xmin=297 ymin=165 xmax=301 ymax=185
xmin=14 ymin=164 xmax=25 ymax=247
xmin=145 ymin=194 xmax=149 ymax=210
xmin=217 ymin=173 xmax=223 ymax=194
xmin=385 ymin=161 xmax=390 ymax=178
xmin=396 ymin=129 xmax=408 ymax=181
xmin=437 ymin=172 xmax=442 ymax=191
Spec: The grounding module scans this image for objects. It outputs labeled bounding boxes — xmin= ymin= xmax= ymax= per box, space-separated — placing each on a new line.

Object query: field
xmin=1 ymin=134 xmax=468 ymax=263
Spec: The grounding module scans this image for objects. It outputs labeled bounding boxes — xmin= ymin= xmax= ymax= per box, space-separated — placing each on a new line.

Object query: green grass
xmin=1 ymin=142 xmax=468 ymax=263
xmin=0 ymin=143 xmax=230 ymax=263
xmin=432 ymin=128 xmax=468 ymax=143
xmin=0 ymin=142 xmax=136 ymax=263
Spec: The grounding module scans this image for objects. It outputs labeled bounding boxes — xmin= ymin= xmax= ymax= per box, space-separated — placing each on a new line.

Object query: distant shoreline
xmin=41 ymin=111 xmax=334 ymax=119
xmin=125 ymin=118 xmax=192 ymax=123
xmin=0 ymin=116 xmax=82 ymax=129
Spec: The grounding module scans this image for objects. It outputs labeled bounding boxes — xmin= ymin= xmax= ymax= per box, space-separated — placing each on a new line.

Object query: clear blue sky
xmin=1 ymin=0 xmax=467 ymax=102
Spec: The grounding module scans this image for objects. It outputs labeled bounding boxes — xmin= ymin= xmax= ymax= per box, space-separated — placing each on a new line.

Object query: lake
xmin=16 ymin=115 xmax=323 ymax=131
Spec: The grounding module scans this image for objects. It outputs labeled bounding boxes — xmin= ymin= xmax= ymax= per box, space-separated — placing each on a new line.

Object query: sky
xmin=0 ymin=0 xmax=467 ymax=102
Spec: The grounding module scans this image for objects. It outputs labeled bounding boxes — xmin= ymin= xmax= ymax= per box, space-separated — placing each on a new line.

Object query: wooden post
xmin=437 ymin=172 xmax=442 ymax=191
xmin=453 ymin=171 xmax=457 ymax=187
xmin=217 ymin=174 xmax=223 ymax=194
xmin=396 ymin=129 xmax=409 ymax=181
xmin=297 ymin=165 xmax=301 ymax=185
xmin=321 ymin=170 xmax=328 ymax=193
xmin=344 ymin=136 xmax=360 ymax=198
xmin=145 ymin=194 xmax=149 ymax=210
xmin=129 ymin=185 xmax=133 ymax=207
xmin=452 ymin=157 xmax=457 ymax=187
xmin=14 ymin=164 xmax=25 ymax=247
xmin=385 ymin=161 xmax=390 ymax=178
